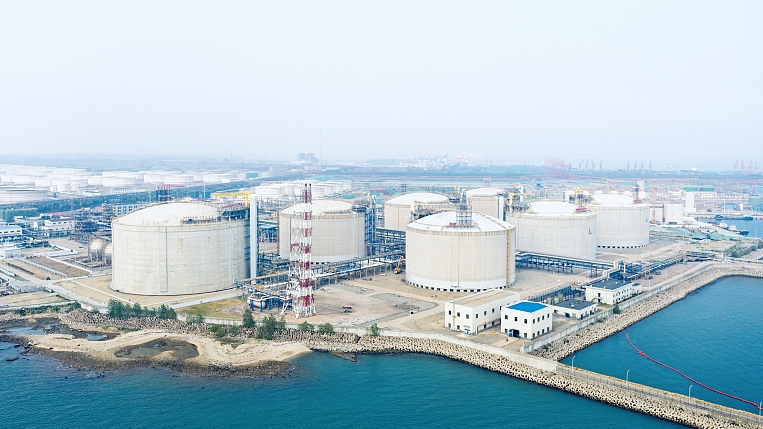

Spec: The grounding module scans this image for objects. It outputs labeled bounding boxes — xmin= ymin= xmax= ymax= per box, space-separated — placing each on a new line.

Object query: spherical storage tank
xmin=588 ymin=193 xmax=650 ymax=249
xmin=466 ymin=187 xmax=505 ymax=219
xmin=279 ymin=200 xmax=365 ymax=263
xmin=111 ymin=202 xmax=247 ymax=295
xmin=384 ymin=192 xmax=451 ymax=231
xmin=507 ymin=201 xmax=597 ymax=260
xmin=405 ymin=212 xmax=516 ymax=292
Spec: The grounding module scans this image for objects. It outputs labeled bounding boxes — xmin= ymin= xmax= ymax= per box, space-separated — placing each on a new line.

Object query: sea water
xmin=4 ymin=276 xmax=760 ymax=428
xmin=1 ymin=345 xmax=681 ymax=428
xmin=562 ymin=275 xmax=763 ymax=413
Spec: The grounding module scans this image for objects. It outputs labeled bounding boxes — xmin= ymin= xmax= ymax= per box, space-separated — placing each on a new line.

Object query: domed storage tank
xmin=104 ymin=242 xmax=113 ymax=265
xmin=111 ymin=202 xmax=247 ymax=295
xmin=384 ymin=192 xmax=451 ymax=231
xmin=507 ymin=201 xmax=597 ymax=260
xmin=279 ymin=200 xmax=365 ymax=263
xmin=405 ymin=212 xmax=516 ymax=292
xmin=588 ymin=193 xmax=650 ymax=249
xmin=466 ymin=187 xmax=505 ymax=219
xmin=88 ymin=238 xmax=108 ymax=261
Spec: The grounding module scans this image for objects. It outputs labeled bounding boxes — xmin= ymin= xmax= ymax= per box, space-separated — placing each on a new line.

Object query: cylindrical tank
xmin=507 ymin=201 xmax=597 ymax=260
xmin=279 ymin=200 xmax=365 ymax=263
xmin=466 ymin=187 xmax=505 ymax=220
xmin=384 ymin=192 xmax=451 ymax=231
xmin=588 ymin=193 xmax=650 ymax=249
xmin=88 ymin=238 xmax=108 ymax=261
xmin=405 ymin=212 xmax=515 ymax=292
xmin=104 ymin=242 xmax=113 ymax=265
xmin=111 ymin=202 xmax=247 ymax=295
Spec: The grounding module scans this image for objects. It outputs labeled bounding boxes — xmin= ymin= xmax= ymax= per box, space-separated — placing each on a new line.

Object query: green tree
xmin=157 ymin=304 xmax=177 ymax=319
xmin=297 ymin=321 xmax=314 ymax=332
xmin=277 ymin=316 xmax=287 ymax=331
xmin=242 ymin=308 xmax=255 ymax=329
xmin=367 ymin=323 xmax=380 ymax=336
xmin=210 ymin=324 xmax=226 ymax=340
xmin=132 ymin=303 xmax=143 ymax=317
xmin=229 ymin=324 xmax=240 ymax=336
xmin=318 ymin=323 xmax=334 ymax=334
xmin=259 ymin=314 xmax=278 ymax=340
xmin=613 ymin=305 xmax=621 ymax=314
xmin=187 ymin=314 xmax=204 ymax=324
xmin=108 ymin=299 xmax=125 ymax=318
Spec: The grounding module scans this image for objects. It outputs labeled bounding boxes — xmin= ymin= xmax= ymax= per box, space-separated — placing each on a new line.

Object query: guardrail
xmin=558 ymin=365 xmax=761 ymax=425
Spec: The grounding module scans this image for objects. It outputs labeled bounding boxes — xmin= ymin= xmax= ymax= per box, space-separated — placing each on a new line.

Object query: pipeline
xmin=626 ymin=332 xmax=762 ymax=411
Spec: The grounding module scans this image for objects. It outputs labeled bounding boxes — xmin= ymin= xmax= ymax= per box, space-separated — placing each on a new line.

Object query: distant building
xmin=551 ymin=299 xmax=597 ymax=320
xmin=0 ymin=225 xmax=22 ymax=239
xmin=501 ymin=301 xmax=553 ymax=339
xmin=444 ymin=290 xmax=520 ymax=335
xmin=585 ymin=279 xmax=642 ymax=305
xmin=0 ymin=244 xmax=22 ymax=259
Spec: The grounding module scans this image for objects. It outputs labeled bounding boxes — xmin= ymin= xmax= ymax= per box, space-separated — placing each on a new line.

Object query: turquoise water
xmin=1 ymin=344 xmax=681 ymax=428
xmin=562 ymin=275 xmax=763 ymax=413
xmin=721 ymin=218 xmax=763 ymax=239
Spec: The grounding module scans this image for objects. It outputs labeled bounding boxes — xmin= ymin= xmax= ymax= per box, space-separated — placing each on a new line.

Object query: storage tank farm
xmin=111 ymin=202 xmax=248 ymax=295
xmin=278 ymin=199 xmax=365 ymax=263
xmin=588 ymin=192 xmax=650 ymax=249
xmin=507 ymin=201 xmax=597 ymax=260
xmin=466 ymin=187 xmax=505 ymax=219
xmin=405 ymin=211 xmax=516 ymax=292
xmin=383 ymin=192 xmax=451 ymax=231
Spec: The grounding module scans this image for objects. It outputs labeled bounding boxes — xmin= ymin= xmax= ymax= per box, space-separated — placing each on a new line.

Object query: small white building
xmin=585 ymin=279 xmax=642 ymax=305
xmin=0 ymin=244 xmax=22 ymax=259
xmin=444 ymin=290 xmax=520 ymax=335
xmin=0 ymin=225 xmax=22 ymax=239
xmin=551 ymin=299 xmax=597 ymax=320
xmin=501 ymin=301 xmax=553 ymax=339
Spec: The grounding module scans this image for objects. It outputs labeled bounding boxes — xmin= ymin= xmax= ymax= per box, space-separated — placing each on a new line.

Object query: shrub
xmin=242 ymin=309 xmax=255 ymax=329
xmin=297 ymin=321 xmax=314 ymax=332
xmin=367 ymin=323 xmax=380 ymax=336
xmin=317 ymin=323 xmax=334 ymax=334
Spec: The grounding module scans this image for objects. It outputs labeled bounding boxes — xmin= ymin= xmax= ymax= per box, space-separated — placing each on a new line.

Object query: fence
xmin=558 ymin=365 xmax=761 ymax=426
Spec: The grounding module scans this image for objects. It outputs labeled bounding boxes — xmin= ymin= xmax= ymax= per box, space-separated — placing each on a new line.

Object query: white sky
xmin=1 ymin=1 xmax=761 ymax=169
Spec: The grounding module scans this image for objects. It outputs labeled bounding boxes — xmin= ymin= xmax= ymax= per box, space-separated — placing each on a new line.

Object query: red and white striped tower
xmin=285 ymin=184 xmax=316 ymax=318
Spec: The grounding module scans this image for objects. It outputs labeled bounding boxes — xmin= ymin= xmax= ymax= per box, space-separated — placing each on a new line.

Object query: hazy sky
xmin=1 ymin=1 xmax=761 ymax=169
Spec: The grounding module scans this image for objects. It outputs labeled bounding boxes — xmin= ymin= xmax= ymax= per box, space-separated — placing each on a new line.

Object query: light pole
xmin=689 ymin=384 xmax=693 ymax=401
xmin=571 ymin=355 xmax=576 ymax=372
xmin=626 ymin=369 xmax=630 ymax=385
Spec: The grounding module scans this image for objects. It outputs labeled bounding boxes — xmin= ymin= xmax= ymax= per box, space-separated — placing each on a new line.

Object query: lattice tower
xmin=284 ymin=184 xmax=316 ymax=318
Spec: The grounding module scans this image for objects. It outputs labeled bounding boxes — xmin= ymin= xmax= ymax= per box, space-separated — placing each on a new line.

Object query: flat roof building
xmin=585 ymin=279 xmax=642 ymax=305
xmin=0 ymin=225 xmax=22 ymax=239
xmin=551 ymin=298 xmax=597 ymax=320
xmin=444 ymin=289 xmax=520 ymax=335
xmin=501 ymin=301 xmax=553 ymax=340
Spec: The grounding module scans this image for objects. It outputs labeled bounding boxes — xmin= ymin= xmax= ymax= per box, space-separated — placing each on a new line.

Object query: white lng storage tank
xmin=111 ymin=202 xmax=247 ymax=295
xmin=384 ymin=192 xmax=451 ymax=231
xmin=507 ymin=201 xmax=597 ymax=260
xmin=466 ymin=187 xmax=505 ymax=219
xmin=279 ymin=199 xmax=365 ymax=263
xmin=405 ymin=212 xmax=516 ymax=292
xmin=588 ymin=192 xmax=650 ymax=249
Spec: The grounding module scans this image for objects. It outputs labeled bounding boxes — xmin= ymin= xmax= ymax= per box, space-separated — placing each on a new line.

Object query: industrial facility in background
xmin=588 ymin=192 xmax=650 ymax=249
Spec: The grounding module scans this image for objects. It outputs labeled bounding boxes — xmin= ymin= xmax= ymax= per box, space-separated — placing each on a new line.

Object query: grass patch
xmin=175 ymin=298 xmax=246 ymax=319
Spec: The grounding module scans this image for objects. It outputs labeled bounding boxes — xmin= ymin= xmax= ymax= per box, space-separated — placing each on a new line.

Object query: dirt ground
xmin=0 ymin=291 xmax=68 ymax=307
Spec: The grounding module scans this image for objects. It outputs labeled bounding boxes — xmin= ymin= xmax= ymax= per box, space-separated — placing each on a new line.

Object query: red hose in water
xmin=625 ymin=332 xmax=761 ymax=411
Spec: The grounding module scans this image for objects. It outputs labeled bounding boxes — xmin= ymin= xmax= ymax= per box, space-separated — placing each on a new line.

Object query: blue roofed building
xmin=501 ymin=300 xmax=552 ymax=339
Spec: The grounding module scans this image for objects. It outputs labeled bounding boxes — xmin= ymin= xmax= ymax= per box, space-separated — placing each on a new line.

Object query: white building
xmin=0 ymin=225 xmax=23 ymax=239
xmin=501 ymin=301 xmax=553 ymax=339
xmin=0 ymin=244 xmax=22 ymax=259
xmin=444 ymin=290 xmax=520 ymax=334
xmin=585 ymin=279 xmax=642 ymax=305
xmin=551 ymin=298 xmax=597 ymax=319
